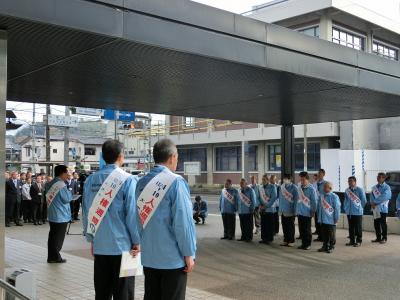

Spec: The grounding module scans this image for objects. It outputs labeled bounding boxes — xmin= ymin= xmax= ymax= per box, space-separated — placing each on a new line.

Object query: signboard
xmin=76 ymin=107 xmax=103 ymax=116
xmin=184 ymin=161 xmax=201 ymax=176
xmin=47 ymin=114 xmax=79 ymax=127
xmin=103 ymin=109 xmax=135 ymax=122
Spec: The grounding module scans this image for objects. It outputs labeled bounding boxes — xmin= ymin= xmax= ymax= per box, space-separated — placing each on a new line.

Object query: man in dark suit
xmin=30 ymin=175 xmax=45 ymax=225
xmin=66 ymin=173 xmax=77 ymax=222
xmin=5 ymin=171 xmax=23 ymax=227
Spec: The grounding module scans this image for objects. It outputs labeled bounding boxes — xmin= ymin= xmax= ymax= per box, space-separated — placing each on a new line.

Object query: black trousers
xmin=260 ymin=212 xmax=275 ymax=242
xmin=315 ymin=213 xmax=322 ymax=238
xmin=22 ymin=201 xmax=32 ymax=221
xmin=193 ymin=213 xmax=206 ymax=223
xmin=73 ymin=199 xmax=81 ymax=219
xmin=239 ymin=213 xmax=254 ymax=241
xmin=47 ymin=221 xmax=68 ymax=261
xmin=281 ymin=215 xmax=295 ymax=243
xmin=273 ymin=212 xmax=280 ymax=234
xmin=5 ymin=198 xmax=15 ymax=224
xmin=143 ymin=267 xmax=187 ymax=300
xmin=32 ymin=202 xmax=42 ymax=223
xmin=13 ymin=201 xmax=21 ymax=222
xmin=42 ymin=201 xmax=47 ymax=222
xmin=321 ymin=223 xmax=336 ymax=250
xmin=374 ymin=212 xmax=387 ymax=241
xmin=347 ymin=215 xmax=363 ymax=244
xmin=94 ymin=255 xmax=135 ymax=300
xmin=221 ymin=213 xmax=236 ymax=239
xmin=298 ymin=215 xmax=312 ymax=247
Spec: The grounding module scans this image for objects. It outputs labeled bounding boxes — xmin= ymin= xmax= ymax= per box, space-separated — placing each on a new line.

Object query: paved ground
xmin=6 ymin=207 xmax=400 ymax=299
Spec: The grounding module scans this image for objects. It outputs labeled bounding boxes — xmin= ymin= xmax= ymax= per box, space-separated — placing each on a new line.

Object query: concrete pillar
xmin=206 ymin=144 xmax=213 ymax=185
xmin=366 ymin=30 xmax=373 ymax=53
xmin=241 ymin=141 xmax=250 ymax=181
xmin=0 ymin=30 xmax=6 ymax=277
xmin=257 ymin=142 xmax=265 ymax=181
xmin=281 ymin=125 xmax=295 ymax=182
xmin=319 ymin=14 xmax=332 ymax=41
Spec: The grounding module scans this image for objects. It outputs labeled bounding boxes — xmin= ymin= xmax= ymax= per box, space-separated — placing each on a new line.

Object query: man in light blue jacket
xmin=296 ymin=172 xmax=317 ymax=250
xmin=249 ymin=175 xmax=261 ymax=235
xmin=135 ymin=139 xmax=196 ymax=300
xmin=82 ymin=140 xmax=140 ymax=300
xmin=344 ymin=176 xmax=366 ymax=247
xmin=46 ymin=165 xmax=73 ymax=263
xmin=219 ymin=179 xmax=239 ymax=240
xmin=258 ymin=174 xmax=278 ymax=244
xmin=237 ymin=178 xmax=256 ymax=242
xmin=317 ymin=182 xmax=341 ymax=253
xmin=370 ymin=172 xmax=392 ymax=244
xmin=279 ymin=174 xmax=299 ymax=247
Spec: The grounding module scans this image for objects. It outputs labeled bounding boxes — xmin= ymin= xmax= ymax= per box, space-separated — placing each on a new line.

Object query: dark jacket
xmin=30 ymin=182 xmax=44 ymax=204
xmin=6 ymin=179 xmax=22 ymax=203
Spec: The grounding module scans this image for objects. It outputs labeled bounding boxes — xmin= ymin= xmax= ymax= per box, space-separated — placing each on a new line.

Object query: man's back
xmin=82 ymin=164 xmax=139 ymax=255
xmin=135 ymin=165 xmax=196 ymax=269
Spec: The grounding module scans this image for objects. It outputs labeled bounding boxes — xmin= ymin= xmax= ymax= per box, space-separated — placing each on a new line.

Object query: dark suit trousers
xmin=94 ymin=255 xmax=135 ymax=300
xmin=143 ymin=267 xmax=187 ymax=300
xmin=47 ymin=222 xmax=68 ymax=261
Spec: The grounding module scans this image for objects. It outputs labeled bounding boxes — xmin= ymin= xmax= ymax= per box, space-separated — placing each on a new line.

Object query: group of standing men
xmin=219 ymin=169 xmax=393 ymax=253
xmin=80 ymin=139 xmax=196 ymax=300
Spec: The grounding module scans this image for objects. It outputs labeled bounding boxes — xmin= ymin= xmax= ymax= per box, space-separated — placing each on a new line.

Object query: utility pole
xmin=31 ymin=103 xmax=36 ymax=174
xmin=303 ymin=124 xmax=308 ymax=171
xmin=63 ymin=106 xmax=70 ymax=166
xmin=147 ymin=114 xmax=152 ymax=172
xmin=45 ymin=104 xmax=51 ymax=175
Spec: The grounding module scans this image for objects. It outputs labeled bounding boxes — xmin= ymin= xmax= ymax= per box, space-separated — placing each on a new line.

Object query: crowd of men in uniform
xmin=4 ymin=170 xmax=83 ymax=227
xmin=219 ymin=169 xmax=395 ymax=253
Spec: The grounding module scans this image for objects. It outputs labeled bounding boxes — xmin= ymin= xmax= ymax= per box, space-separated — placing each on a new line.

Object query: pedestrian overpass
xmin=0 ymin=0 xmax=400 ymax=275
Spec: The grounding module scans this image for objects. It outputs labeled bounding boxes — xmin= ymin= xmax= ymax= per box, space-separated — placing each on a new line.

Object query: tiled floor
xmin=6 ymin=237 xmax=233 ymax=300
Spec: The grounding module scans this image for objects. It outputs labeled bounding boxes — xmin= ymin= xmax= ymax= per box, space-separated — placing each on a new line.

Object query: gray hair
xmin=153 ymin=139 xmax=177 ymax=163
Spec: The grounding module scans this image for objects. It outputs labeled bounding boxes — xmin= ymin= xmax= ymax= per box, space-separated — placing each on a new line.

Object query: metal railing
xmin=0 ymin=279 xmax=31 ymax=300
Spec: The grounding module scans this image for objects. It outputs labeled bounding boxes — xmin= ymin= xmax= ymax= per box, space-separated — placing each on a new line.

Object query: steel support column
xmin=281 ymin=125 xmax=295 ymax=183
xmin=241 ymin=141 xmax=250 ymax=181
xmin=0 ymin=30 xmax=7 ymax=277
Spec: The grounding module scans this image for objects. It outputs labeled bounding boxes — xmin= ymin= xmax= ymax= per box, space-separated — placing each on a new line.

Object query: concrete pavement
xmin=5 ymin=213 xmax=400 ymax=300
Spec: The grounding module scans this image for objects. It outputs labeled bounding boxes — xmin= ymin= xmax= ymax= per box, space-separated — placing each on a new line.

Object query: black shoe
xmin=47 ymin=259 xmax=67 ymax=264
xmin=227 ymin=237 xmax=233 ymax=240
xmin=5 ymin=223 xmax=10 ymax=227
xmin=33 ymin=222 xmax=37 ymax=226
xmin=220 ymin=237 xmax=228 ymax=240
xmin=37 ymin=222 xmax=42 ymax=225
xmin=195 ymin=221 xmax=199 ymax=225
xmin=237 ymin=238 xmax=245 ymax=241
xmin=346 ymin=242 xmax=355 ymax=246
xmin=313 ymin=238 xmax=322 ymax=242
xmin=42 ymin=220 xmax=47 ymax=224
xmin=297 ymin=245 xmax=305 ymax=249
xmin=326 ymin=249 xmax=333 ymax=254
xmin=202 ymin=220 xmax=205 ymax=225
xmin=371 ymin=239 xmax=381 ymax=243
xmin=74 ymin=218 xmax=80 ymax=221
xmin=379 ymin=239 xmax=387 ymax=244
xmin=353 ymin=243 xmax=361 ymax=247
xmin=15 ymin=223 xmax=23 ymax=227
xmin=318 ymin=247 xmax=327 ymax=252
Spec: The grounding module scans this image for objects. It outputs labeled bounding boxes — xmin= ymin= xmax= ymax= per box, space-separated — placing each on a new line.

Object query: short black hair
xmin=54 ymin=165 xmax=68 ymax=177
xmin=348 ymin=176 xmax=357 ymax=182
xmin=283 ymin=174 xmax=292 ymax=180
xmin=299 ymin=171 xmax=309 ymax=179
xmin=102 ymin=139 xmax=124 ymax=164
xmin=377 ymin=172 xmax=386 ymax=177
xmin=319 ymin=169 xmax=326 ymax=175
xmin=153 ymin=139 xmax=177 ymax=164
xmin=195 ymin=196 xmax=201 ymax=201
xmin=226 ymin=179 xmax=232 ymax=184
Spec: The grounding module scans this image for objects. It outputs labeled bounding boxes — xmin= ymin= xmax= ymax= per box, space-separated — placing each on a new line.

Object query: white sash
xmin=46 ymin=180 xmax=66 ymax=207
xmin=372 ymin=186 xmax=381 ymax=199
xmin=239 ymin=190 xmax=252 ymax=207
xmin=222 ymin=189 xmax=235 ymax=205
xmin=259 ymin=186 xmax=270 ymax=204
xmin=345 ymin=188 xmax=361 ymax=207
xmin=321 ymin=195 xmax=334 ymax=216
xmin=281 ymin=184 xmax=294 ymax=203
xmin=88 ymin=168 xmax=130 ymax=237
xmin=298 ymin=187 xmax=311 ymax=208
xmin=137 ymin=169 xmax=179 ymax=229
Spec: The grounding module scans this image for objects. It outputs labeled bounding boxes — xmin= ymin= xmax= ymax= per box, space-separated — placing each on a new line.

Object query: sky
xmin=7 ymin=1 xmax=270 ymax=124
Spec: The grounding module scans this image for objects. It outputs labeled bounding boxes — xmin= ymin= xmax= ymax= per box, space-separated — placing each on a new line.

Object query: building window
xmin=298 ymin=26 xmax=319 ymax=38
xmin=332 ymin=27 xmax=364 ymax=50
xmin=177 ymin=148 xmax=207 ymax=172
xmin=373 ymin=41 xmax=398 ymax=60
xmin=84 ymin=147 xmax=96 ymax=156
xmin=25 ymin=147 xmax=31 ymax=157
xmin=268 ymin=143 xmax=321 ymax=171
xmin=184 ymin=117 xmax=195 ymax=128
xmin=215 ymin=145 xmax=257 ymax=172
xmin=268 ymin=145 xmax=281 ymax=171
xmin=52 ymin=149 xmax=57 ymax=154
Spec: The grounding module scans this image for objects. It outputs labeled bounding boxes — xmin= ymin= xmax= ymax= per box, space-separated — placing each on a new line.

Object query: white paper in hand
xmin=372 ymin=206 xmax=381 ymax=220
xmin=119 ymin=252 xmax=143 ymax=278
